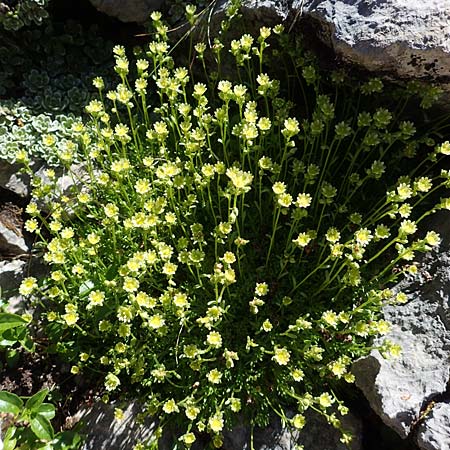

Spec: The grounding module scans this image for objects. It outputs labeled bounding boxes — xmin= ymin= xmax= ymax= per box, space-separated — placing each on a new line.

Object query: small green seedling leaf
xmin=3 ymin=426 xmax=17 ymax=450
xmin=53 ymin=430 xmax=83 ymax=450
xmin=6 ymin=348 xmax=20 ymax=368
xmin=20 ymin=333 xmax=36 ymax=352
xmin=0 ymin=313 xmax=27 ymax=333
xmin=0 ymin=336 xmax=17 ymax=346
xmin=26 ymin=388 xmax=49 ymax=412
xmin=37 ymin=402 xmax=56 ymax=420
xmin=0 ymin=390 xmax=23 ymax=415
xmin=30 ymin=414 xmax=54 ymax=441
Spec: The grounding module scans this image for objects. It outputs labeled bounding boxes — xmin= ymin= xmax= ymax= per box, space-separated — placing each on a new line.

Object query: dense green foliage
xmin=0 ymin=298 xmax=82 ymax=449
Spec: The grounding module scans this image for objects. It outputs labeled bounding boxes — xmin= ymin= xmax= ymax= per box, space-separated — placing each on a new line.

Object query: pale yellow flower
xmin=163 ymin=399 xmax=179 ymax=414
xmin=148 ymin=314 xmax=165 ymax=329
xmin=318 ymin=392 xmax=334 ymax=408
xmin=19 ymin=277 xmax=38 ymax=296
xmin=207 ymin=331 xmax=223 ymax=348
xmin=226 ymin=167 xmax=253 ymax=192
xmin=273 ymin=347 xmax=290 ymax=365
xmin=207 ymin=368 xmax=223 ymax=384
xmin=208 ymin=413 xmax=224 ymax=433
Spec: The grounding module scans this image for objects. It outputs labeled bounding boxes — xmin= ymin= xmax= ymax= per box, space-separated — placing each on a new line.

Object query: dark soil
xmin=345 ymin=388 xmax=422 ymax=450
xmin=0 ymin=201 xmax=23 ymax=236
xmin=0 ymin=349 xmax=100 ymax=432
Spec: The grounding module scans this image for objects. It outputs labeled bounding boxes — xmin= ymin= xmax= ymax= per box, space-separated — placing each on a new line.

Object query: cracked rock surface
xmin=88 ymin=0 xmax=164 ymax=23
xmin=73 ymin=404 xmax=362 ymax=450
xmin=303 ymin=0 xmax=450 ymax=79
xmin=416 ymin=402 xmax=450 ymax=450
xmin=352 ymin=211 xmax=450 ymax=441
xmin=0 ymin=201 xmax=28 ymax=255
xmin=0 ymin=159 xmax=33 ymax=198
xmin=0 ymin=259 xmax=27 ymax=293
xmin=73 ymin=401 xmax=157 ymax=450
xmin=208 ymin=0 xmax=450 ymax=107
xmin=210 ymin=0 xmax=450 ymax=80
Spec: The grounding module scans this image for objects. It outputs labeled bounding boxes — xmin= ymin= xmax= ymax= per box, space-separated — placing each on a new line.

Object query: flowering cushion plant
xmin=21 ymin=12 xmax=450 ymax=449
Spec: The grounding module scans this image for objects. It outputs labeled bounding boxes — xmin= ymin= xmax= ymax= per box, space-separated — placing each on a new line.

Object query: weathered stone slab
xmin=304 ymin=0 xmax=450 ymax=79
xmin=0 ymin=259 xmax=27 ymax=294
xmin=75 ymin=402 xmax=362 ymax=450
xmin=0 ymin=223 xmax=28 ymax=255
xmin=352 ymin=212 xmax=450 ymax=439
xmin=417 ymin=402 xmax=450 ymax=450
xmin=205 ymin=0 xmax=450 ymax=107
xmin=88 ymin=0 xmax=164 ymax=23
xmin=73 ymin=401 xmax=157 ymax=450
xmin=0 ymin=159 xmax=31 ymax=197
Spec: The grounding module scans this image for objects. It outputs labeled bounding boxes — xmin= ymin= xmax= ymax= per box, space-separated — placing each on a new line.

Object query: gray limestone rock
xmin=73 ymin=402 xmax=362 ymax=450
xmin=0 ymin=256 xmax=48 ymax=312
xmin=416 ymin=402 xmax=450 ymax=450
xmin=248 ymin=409 xmax=362 ymax=450
xmin=208 ymin=0 xmax=292 ymax=34
xmin=220 ymin=410 xmax=362 ymax=450
xmin=12 ymin=162 xmax=90 ymax=214
xmin=0 ymin=259 xmax=27 ymax=294
xmin=73 ymin=401 xmax=157 ymax=450
xmin=352 ymin=212 xmax=450 ymax=439
xmin=0 ymin=200 xmax=28 ymax=256
xmin=88 ymin=0 xmax=164 ymax=23
xmin=159 ymin=408 xmax=361 ymax=450
xmin=0 ymin=223 xmax=28 ymax=255
xmin=0 ymin=157 xmax=88 ymax=210
xmin=34 ymin=163 xmax=84 ymax=199
xmin=303 ymin=0 xmax=450 ymax=80
xmin=208 ymin=0 xmax=450 ymax=104
xmin=297 ymin=409 xmax=362 ymax=450
xmin=0 ymin=159 xmax=36 ymax=198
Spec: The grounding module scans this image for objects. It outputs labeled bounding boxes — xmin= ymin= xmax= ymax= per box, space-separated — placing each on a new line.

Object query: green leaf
xmin=4 ymin=425 xmax=16 ymax=440
xmin=36 ymin=444 xmax=53 ymax=450
xmin=53 ymin=430 xmax=83 ymax=450
xmin=30 ymin=414 xmax=54 ymax=441
xmin=0 ymin=390 xmax=23 ymax=415
xmin=4 ymin=433 xmax=17 ymax=450
xmin=1 ymin=325 xmax=23 ymax=344
xmin=45 ymin=321 xmax=65 ymax=343
xmin=26 ymin=388 xmax=49 ymax=412
xmin=0 ymin=337 xmax=18 ymax=347
xmin=20 ymin=333 xmax=35 ymax=352
xmin=4 ymin=424 xmax=17 ymax=450
xmin=37 ymin=402 xmax=56 ymax=420
xmin=0 ymin=313 xmax=27 ymax=333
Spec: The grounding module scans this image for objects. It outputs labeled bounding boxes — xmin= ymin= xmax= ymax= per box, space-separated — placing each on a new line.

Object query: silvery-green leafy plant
xmin=21 ymin=12 xmax=450 ymax=449
xmin=0 ymin=100 xmax=82 ymax=164
xmin=0 ymin=20 xmax=114 ymax=102
xmin=0 ymin=0 xmax=49 ymax=31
